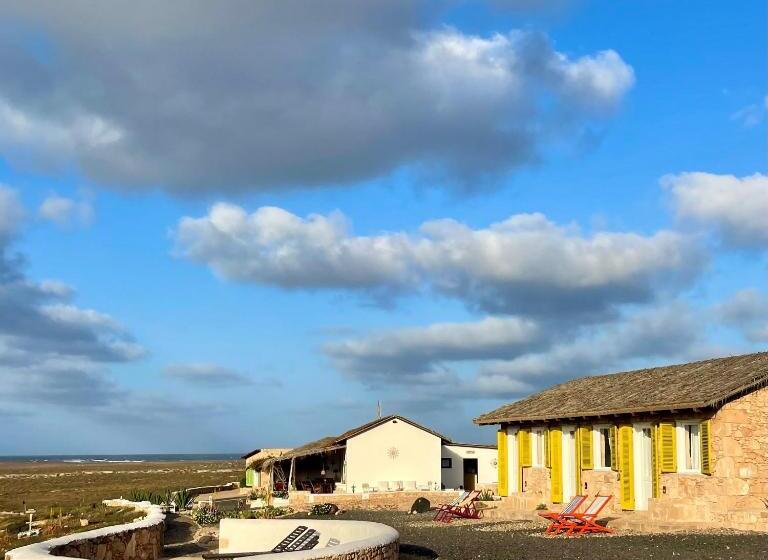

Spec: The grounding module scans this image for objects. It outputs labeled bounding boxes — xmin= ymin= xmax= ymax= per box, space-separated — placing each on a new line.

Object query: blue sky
xmin=0 ymin=0 xmax=765 ymax=454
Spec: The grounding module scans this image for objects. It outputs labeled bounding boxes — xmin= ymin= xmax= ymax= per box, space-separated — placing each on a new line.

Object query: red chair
xmin=433 ymin=491 xmax=468 ymax=522
xmin=553 ymin=495 xmax=614 ymax=537
xmin=447 ymin=490 xmax=483 ymax=521
xmin=538 ymin=495 xmax=587 ymax=535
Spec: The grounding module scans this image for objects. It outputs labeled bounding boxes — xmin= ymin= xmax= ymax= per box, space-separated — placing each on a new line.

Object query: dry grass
xmin=0 ymin=460 xmax=241 ymax=512
xmin=0 ymin=504 xmax=144 ymax=557
xmin=0 ymin=459 xmax=242 ymax=558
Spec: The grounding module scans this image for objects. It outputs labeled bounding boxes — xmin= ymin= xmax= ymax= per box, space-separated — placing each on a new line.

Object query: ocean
xmin=0 ymin=453 xmax=241 ymax=463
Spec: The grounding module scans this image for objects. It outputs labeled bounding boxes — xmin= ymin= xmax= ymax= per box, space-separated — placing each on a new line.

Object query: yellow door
xmin=618 ymin=425 xmax=635 ymax=510
xmin=549 ymin=427 xmax=563 ymax=503
xmin=497 ymin=428 xmax=508 ymax=497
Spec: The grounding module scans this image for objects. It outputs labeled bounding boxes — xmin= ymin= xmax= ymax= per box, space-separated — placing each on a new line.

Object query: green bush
xmin=478 ymin=489 xmax=495 ymax=501
xmin=191 ymin=504 xmax=223 ymax=525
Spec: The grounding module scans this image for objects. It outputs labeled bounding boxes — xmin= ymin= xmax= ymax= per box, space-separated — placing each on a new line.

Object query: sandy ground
xmin=285 ymin=510 xmax=768 ymax=560
xmin=165 ymin=509 xmax=768 ymax=559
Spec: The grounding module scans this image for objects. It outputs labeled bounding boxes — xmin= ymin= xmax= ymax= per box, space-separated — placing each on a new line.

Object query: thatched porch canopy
xmin=475 ymin=351 xmax=768 ymax=425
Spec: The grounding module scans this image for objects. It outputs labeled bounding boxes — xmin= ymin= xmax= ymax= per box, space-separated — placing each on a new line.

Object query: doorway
xmin=463 ymin=458 xmax=478 ymax=491
xmin=634 ymin=425 xmax=653 ymax=510
xmin=562 ymin=426 xmax=577 ymax=500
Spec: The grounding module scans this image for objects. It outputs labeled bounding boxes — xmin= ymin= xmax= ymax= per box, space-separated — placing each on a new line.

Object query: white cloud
xmin=325 ymin=302 xmax=708 ymax=399
xmin=162 ymin=362 xmax=266 ymax=387
xmin=325 ymin=316 xmax=546 ymax=385
xmin=38 ymin=193 xmax=94 ymax=227
xmin=715 ymin=288 xmax=768 ymax=343
xmin=175 ymin=205 xmax=703 ymax=317
xmin=472 ymin=302 xmax=704 ymax=394
xmin=665 ymin=172 xmax=768 ymax=247
xmin=0 ymin=3 xmax=633 ymax=192
xmin=730 ymin=96 xmax=767 ymax=128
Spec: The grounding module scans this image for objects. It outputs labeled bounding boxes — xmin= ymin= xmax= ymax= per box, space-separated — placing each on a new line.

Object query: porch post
xmin=289 ymin=458 xmax=296 ymax=491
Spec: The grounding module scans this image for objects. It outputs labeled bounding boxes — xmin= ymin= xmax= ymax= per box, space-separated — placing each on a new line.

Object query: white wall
xmin=345 ymin=418 xmax=442 ymax=491
xmin=441 ymin=445 xmax=498 ymax=490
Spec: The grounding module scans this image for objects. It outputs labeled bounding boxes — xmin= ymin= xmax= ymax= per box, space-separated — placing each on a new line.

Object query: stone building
xmin=475 ymin=351 xmax=768 ymax=530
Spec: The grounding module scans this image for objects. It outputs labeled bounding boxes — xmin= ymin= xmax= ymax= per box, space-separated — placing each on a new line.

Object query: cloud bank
xmin=666 ymin=172 xmax=768 ymax=248
xmin=175 ymin=205 xmax=704 ymax=318
xmin=0 ymin=1 xmax=632 ymax=193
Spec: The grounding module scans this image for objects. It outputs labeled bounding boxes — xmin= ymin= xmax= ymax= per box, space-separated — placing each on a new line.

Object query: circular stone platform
xmin=218 ymin=519 xmax=399 ymax=559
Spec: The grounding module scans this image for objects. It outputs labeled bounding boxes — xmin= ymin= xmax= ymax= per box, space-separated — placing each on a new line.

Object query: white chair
xmin=361 ymin=483 xmax=370 ymax=493
xmin=404 ymin=481 xmax=417 ymax=491
xmin=377 ymin=481 xmax=390 ymax=492
xmin=394 ymin=481 xmax=404 ymax=491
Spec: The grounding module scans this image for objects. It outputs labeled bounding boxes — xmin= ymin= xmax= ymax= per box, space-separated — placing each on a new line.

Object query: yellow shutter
xmin=651 ymin=424 xmax=660 ymax=499
xmin=618 ymin=425 xmax=635 ymax=510
xmin=659 ymin=421 xmax=677 ymax=473
xmin=700 ymin=420 xmax=713 ymax=475
xmin=573 ymin=428 xmax=581 ymax=493
xmin=519 ymin=427 xmax=532 ymax=467
xmin=579 ymin=426 xmax=593 ymax=469
xmin=609 ymin=425 xmax=618 ymax=471
xmin=544 ymin=427 xmax=551 ymax=468
xmin=549 ymin=427 xmax=563 ymax=503
xmin=497 ymin=428 xmax=508 ymax=497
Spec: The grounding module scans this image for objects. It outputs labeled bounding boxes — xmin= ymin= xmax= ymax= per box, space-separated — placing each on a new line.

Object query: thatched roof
xmin=257 ymin=415 xmax=452 ymax=468
xmin=475 ymin=351 xmax=768 ymax=425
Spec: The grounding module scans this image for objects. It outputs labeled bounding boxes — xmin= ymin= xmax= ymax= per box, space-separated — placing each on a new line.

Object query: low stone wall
xmin=5 ymin=501 xmax=164 ymax=560
xmin=219 ymin=519 xmax=398 ymax=560
xmin=290 ymin=491 xmax=459 ymax=512
xmin=306 ymin=541 xmax=397 ymax=560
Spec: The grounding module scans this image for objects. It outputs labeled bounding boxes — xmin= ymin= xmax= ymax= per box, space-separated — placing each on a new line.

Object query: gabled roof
xmin=475 ymin=351 xmax=768 ymax=425
xmin=336 ymin=415 xmax=452 ymax=444
xmin=257 ymin=415 xmax=452 ymax=468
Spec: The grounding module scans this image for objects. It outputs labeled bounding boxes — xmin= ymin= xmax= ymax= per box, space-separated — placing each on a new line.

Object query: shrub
xmin=249 ymin=488 xmax=266 ymax=501
xmin=309 ymin=503 xmax=338 ymax=516
xmin=191 ymin=504 xmax=223 ymax=525
xmin=174 ymin=488 xmax=192 ymax=511
xmin=478 ymin=490 xmax=495 ymax=501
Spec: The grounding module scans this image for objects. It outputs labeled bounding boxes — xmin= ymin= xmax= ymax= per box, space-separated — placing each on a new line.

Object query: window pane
xmin=602 ymin=428 xmax=612 ymax=468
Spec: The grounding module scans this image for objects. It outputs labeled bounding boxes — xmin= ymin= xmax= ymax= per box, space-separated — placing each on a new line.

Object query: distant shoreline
xmin=0 ymin=453 xmax=241 ymax=463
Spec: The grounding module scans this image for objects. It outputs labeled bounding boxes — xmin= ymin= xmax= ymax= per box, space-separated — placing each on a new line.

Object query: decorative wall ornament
xmin=387 ymin=446 xmax=400 ymax=460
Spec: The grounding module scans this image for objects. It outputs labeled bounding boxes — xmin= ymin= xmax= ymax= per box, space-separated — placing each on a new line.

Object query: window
xmin=680 ymin=422 xmax=701 ymax=472
xmin=532 ymin=428 xmax=545 ymax=467
xmin=441 ymin=458 xmax=452 ymax=469
xmin=594 ymin=426 xmax=612 ymax=469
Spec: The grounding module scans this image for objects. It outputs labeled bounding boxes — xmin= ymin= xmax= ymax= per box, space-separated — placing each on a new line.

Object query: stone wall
xmin=296 ymin=541 xmax=398 ymax=560
xmin=290 ymin=490 xmax=459 ymax=512
xmin=5 ymin=501 xmax=164 ymax=560
xmin=50 ymin=524 xmax=163 ymax=560
xmin=494 ymin=385 xmax=768 ymax=530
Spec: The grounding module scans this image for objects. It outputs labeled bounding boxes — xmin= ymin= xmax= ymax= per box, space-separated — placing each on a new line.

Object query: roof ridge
xmin=475 ymin=350 xmax=768 ymax=425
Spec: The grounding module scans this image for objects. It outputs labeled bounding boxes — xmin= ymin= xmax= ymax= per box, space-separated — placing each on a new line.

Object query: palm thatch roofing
xmin=254 ymin=415 xmax=453 ymax=469
xmin=475 ymin=351 xmax=768 ymax=425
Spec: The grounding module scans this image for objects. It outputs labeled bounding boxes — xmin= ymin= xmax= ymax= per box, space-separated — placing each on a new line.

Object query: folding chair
xmin=555 ymin=495 xmax=614 ymax=537
xmin=444 ymin=490 xmax=483 ymax=521
xmin=537 ymin=495 xmax=587 ymax=535
xmin=433 ymin=491 xmax=468 ymax=521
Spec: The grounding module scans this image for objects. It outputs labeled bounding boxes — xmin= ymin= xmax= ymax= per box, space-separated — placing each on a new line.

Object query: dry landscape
xmin=0 ymin=459 xmax=241 ymax=512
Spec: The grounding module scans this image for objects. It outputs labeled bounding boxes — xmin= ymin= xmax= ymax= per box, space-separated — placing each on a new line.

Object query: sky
xmin=0 ymin=0 xmax=765 ymax=455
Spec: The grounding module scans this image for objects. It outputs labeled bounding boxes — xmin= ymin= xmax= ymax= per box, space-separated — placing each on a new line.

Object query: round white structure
xmin=218 ymin=519 xmax=399 ymax=560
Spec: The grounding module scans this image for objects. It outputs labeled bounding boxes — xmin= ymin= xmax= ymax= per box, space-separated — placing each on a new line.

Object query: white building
xmin=245 ymin=415 xmax=497 ymax=493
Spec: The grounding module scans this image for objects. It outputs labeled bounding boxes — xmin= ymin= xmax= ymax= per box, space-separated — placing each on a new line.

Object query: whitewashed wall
xmin=345 ymin=418 xmax=441 ymax=491
xmin=440 ymin=445 xmax=498 ymax=489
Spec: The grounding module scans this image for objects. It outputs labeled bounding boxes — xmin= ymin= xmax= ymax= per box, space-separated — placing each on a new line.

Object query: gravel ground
xmin=289 ymin=510 xmax=768 ymax=560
